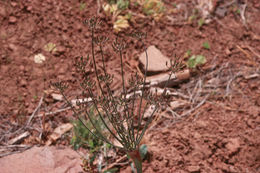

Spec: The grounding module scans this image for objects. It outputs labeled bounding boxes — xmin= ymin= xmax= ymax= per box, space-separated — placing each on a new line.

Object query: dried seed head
xmin=84 ymin=17 xmax=102 ymax=29
xmin=98 ymin=73 xmax=114 ymax=85
xmin=129 ymin=31 xmax=147 ymax=40
xmin=112 ymin=36 xmax=127 ymax=52
xmin=80 ymin=77 xmax=96 ymax=89
xmin=94 ymin=35 xmax=109 ymax=45
xmin=51 ymin=81 xmax=68 ymax=92
xmin=168 ymin=56 xmax=186 ymax=73
xmin=75 ymin=56 xmax=90 ymax=73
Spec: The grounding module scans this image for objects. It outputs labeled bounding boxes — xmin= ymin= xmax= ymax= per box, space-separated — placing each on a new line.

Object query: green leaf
xmin=88 ymin=139 xmax=94 ymax=148
xmin=195 ymin=55 xmax=206 ymax=65
xmin=139 ymin=144 xmax=148 ymax=160
xmin=117 ymin=0 xmax=129 ymax=10
xmin=188 ymin=15 xmax=197 ymax=23
xmin=184 ymin=49 xmax=192 ymax=58
xmin=187 ymin=55 xmax=206 ymax=68
xmin=203 ymin=41 xmax=210 ymax=49
xmin=79 ymin=2 xmax=86 ymax=11
xmin=198 ymin=18 xmax=205 ymax=28
xmin=187 ymin=55 xmax=196 ymax=68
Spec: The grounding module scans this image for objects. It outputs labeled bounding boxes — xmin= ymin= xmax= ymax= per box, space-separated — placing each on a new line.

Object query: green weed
xmin=187 ymin=55 xmax=206 ymax=68
xmin=79 ymin=2 xmax=86 ymax=11
xmin=202 ymin=41 xmax=210 ymax=50
xmin=53 ymin=17 xmax=183 ymax=173
xmin=70 ymin=106 xmax=107 ymax=152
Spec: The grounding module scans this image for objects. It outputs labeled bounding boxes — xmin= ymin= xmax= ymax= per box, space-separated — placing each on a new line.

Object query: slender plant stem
xmin=136 ymin=42 xmax=148 ymax=142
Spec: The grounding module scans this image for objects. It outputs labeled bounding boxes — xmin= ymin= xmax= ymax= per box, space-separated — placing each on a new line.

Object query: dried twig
xmin=180 ymin=94 xmax=209 ymax=118
xmin=225 ymin=72 xmax=242 ymax=97
xmin=240 ymin=0 xmax=248 ymax=28
xmin=0 ymin=145 xmax=32 ymax=158
xmin=97 ymin=0 xmax=101 ymax=15
xmin=36 ymin=107 xmax=71 ymax=117
xmin=236 ymin=45 xmax=252 ymax=60
xmin=102 ymin=155 xmax=128 ymax=172
xmin=8 ymin=131 xmax=30 ymax=145
xmin=244 ymin=44 xmax=260 ymax=59
xmin=26 ymin=95 xmax=44 ymax=127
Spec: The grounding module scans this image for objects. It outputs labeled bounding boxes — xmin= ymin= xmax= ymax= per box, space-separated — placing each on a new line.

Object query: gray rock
xmin=0 ymin=146 xmax=83 ymax=173
xmin=139 ymin=45 xmax=170 ymax=74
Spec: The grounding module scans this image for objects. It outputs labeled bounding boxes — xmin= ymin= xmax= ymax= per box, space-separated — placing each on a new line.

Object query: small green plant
xmin=33 ymin=95 xmax=38 ymax=100
xmin=202 ymin=41 xmax=210 ymax=50
xmin=187 ymin=54 xmax=206 ymax=68
xmin=53 ymin=17 xmax=182 ymax=173
xmin=79 ymin=2 xmax=86 ymax=11
xmin=70 ymin=106 xmax=106 ymax=152
xmin=183 ymin=49 xmax=192 ymax=59
xmin=198 ymin=18 xmax=205 ymax=28
xmin=103 ymin=0 xmax=130 ymax=32
xmin=116 ymin=0 xmax=129 ymax=10
xmin=141 ymin=0 xmax=165 ymax=20
xmin=188 ymin=8 xmax=199 ymax=23
xmin=44 ymin=42 xmax=57 ymax=53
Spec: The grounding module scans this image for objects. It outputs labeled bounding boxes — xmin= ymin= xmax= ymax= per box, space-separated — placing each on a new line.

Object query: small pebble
xmin=9 ymin=16 xmax=17 ymax=23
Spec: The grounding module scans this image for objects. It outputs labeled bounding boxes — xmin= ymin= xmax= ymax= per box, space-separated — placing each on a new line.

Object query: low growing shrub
xmin=52 ymin=17 xmax=182 ymax=172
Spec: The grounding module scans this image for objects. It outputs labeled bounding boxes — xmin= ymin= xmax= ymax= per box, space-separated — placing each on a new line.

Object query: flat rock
xmin=0 ymin=146 xmax=83 ymax=173
xmin=139 ymin=45 xmax=170 ymax=74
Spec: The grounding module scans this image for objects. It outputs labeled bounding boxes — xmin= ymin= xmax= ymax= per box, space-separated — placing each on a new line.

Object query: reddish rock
xmin=9 ymin=16 xmax=17 ymax=23
xmin=0 ymin=146 xmax=83 ymax=173
xmin=139 ymin=45 xmax=170 ymax=73
xmin=187 ymin=165 xmax=200 ymax=173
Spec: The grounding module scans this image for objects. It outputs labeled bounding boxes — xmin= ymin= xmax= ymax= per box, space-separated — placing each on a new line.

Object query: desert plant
xmin=202 ymin=41 xmax=210 ymax=50
xmin=138 ymin=0 xmax=165 ymax=20
xmin=187 ymin=54 xmax=206 ymax=68
xmin=52 ymin=17 xmax=182 ymax=173
xmin=70 ymin=106 xmax=106 ymax=152
xmin=103 ymin=0 xmax=131 ymax=32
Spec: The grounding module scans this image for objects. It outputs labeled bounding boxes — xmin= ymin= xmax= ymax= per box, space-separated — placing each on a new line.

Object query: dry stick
xmin=236 ymin=45 xmax=252 ymax=60
xmin=101 ymin=155 xmax=128 ymax=172
xmin=180 ymin=94 xmax=209 ymax=118
xmin=97 ymin=0 xmax=101 ymax=15
xmin=190 ymin=79 xmax=203 ymax=105
xmin=224 ymin=71 xmax=243 ymax=97
xmin=0 ymin=145 xmax=32 ymax=158
xmin=240 ymin=0 xmax=248 ymax=28
xmin=0 ymin=144 xmax=30 ymax=148
xmin=26 ymin=95 xmax=44 ymax=127
xmin=193 ymin=79 xmax=203 ymax=104
xmin=244 ymin=44 xmax=260 ymax=59
xmin=2 ymin=95 xmax=44 ymax=145
xmin=36 ymin=107 xmax=71 ymax=117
